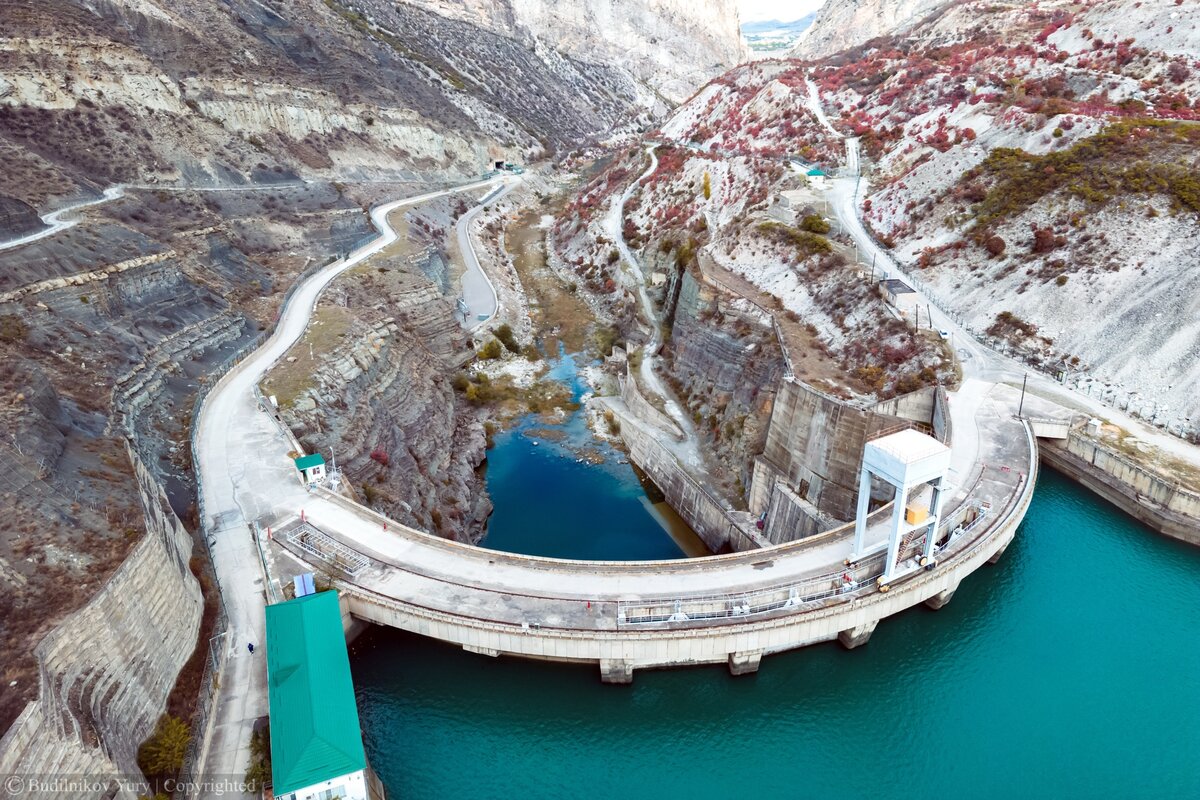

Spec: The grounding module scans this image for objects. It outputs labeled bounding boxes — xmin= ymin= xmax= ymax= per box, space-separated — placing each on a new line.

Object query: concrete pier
xmin=728 ymin=650 xmax=763 ymax=676
xmin=924 ymin=583 xmax=958 ymax=610
xmin=600 ymin=659 xmax=635 ymax=684
xmin=838 ymin=621 xmax=879 ymax=649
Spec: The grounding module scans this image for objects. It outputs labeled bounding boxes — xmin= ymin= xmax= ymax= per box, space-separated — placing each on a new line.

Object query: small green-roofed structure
xmin=292 ymin=453 xmax=327 ymax=484
xmin=266 ymin=590 xmax=366 ymax=797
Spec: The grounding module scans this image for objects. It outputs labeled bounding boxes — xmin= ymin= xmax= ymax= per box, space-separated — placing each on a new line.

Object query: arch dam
xmin=195 ymin=183 xmax=1038 ymax=685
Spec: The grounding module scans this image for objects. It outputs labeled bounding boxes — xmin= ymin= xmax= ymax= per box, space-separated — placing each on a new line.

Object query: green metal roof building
xmin=292 ymin=453 xmax=326 ymax=471
xmin=265 ymin=590 xmax=368 ymax=799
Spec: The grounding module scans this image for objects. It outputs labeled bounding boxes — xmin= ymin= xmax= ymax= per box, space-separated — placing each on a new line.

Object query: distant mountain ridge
xmin=0 ymin=0 xmax=747 ymax=211
xmin=790 ymin=0 xmax=949 ymax=57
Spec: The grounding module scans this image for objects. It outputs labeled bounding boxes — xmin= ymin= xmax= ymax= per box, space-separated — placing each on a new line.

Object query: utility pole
xmin=1018 ymin=373 xmax=1028 ymax=418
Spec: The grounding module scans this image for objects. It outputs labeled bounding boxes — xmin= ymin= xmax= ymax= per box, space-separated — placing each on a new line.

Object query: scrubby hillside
xmin=632 ymin=0 xmax=1200 ymax=436
xmin=0 ymin=0 xmax=747 ymax=736
xmin=0 ymin=0 xmax=743 ymax=217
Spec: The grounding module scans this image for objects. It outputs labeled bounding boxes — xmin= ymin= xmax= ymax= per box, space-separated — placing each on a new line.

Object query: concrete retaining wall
xmin=621 ymin=418 xmax=763 ymax=553
xmin=0 ymin=448 xmax=203 ymax=796
xmin=619 ymin=366 xmax=685 ymax=442
xmin=1040 ymin=436 xmax=1200 ymax=545
xmin=751 ymin=378 xmax=915 ymax=521
xmin=933 ymin=386 xmax=951 ymax=443
xmin=870 ymin=386 xmax=936 ymax=425
xmin=761 ymin=481 xmax=833 ymax=544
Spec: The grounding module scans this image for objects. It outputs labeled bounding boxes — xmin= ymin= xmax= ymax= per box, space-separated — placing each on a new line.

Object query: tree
xmin=702 ymin=171 xmax=712 ymax=199
xmin=494 ymin=323 xmax=520 ymax=353
xmin=984 ymin=234 xmax=1006 ymax=257
xmin=138 ymin=715 xmax=190 ymax=780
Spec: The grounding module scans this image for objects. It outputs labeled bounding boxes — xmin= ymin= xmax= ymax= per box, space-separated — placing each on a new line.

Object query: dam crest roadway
xmin=192 ymin=171 xmax=1036 ymax=783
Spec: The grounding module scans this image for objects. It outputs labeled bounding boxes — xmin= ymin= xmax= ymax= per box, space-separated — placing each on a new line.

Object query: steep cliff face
xmin=662 ymin=269 xmax=783 ymax=501
xmin=0 ymin=449 xmax=202 ymax=795
xmin=0 ymin=0 xmax=745 ymax=210
xmin=792 ymin=0 xmax=950 ymax=58
xmin=285 ymin=285 xmax=491 ymax=543
xmin=264 ymin=196 xmax=492 ymax=543
xmin=401 ymin=0 xmax=746 ymax=103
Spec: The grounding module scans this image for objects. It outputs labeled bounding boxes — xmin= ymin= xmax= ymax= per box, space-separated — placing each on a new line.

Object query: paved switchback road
xmin=809 ymin=80 xmax=1200 ymax=472
xmin=458 ymin=179 xmax=521 ymax=330
xmin=603 ymin=144 xmax=708 ymax=474
xmin=191 ymin=176 xmax=508 ymax=797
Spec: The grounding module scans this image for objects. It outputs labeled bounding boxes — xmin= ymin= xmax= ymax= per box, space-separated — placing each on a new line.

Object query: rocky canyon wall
xmin=0 ymin=447 xmax=202 ymax=797
xmin=403 ymin=0 xmax=747 ymax=103
xmin=792 ymin=0 xmax=951 ymax=58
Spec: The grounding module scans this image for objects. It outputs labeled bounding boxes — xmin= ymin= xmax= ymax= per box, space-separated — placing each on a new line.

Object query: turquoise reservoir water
xmin=351 ymin=469 xmax=1200 ymax=798
xmin=478 ymin=353 xmax=705 ymax=560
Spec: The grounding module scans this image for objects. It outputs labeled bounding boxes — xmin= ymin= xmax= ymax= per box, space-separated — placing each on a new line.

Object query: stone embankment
xmin=0 ymin=448 xmax=202 ymax=797
xmin=1039 ymin=428 xmax=1200 ymax=545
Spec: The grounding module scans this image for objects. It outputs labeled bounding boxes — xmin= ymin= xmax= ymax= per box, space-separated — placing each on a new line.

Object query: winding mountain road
xmin=603 ymin=144 xmax=707 ymax=473
xmin=191 ymin=175 xmax=509 ymax=796
xmin=458 ymin=179 xmax=521 ymax=329
xmin=807 ymin=77 xmax=1200 ymax=470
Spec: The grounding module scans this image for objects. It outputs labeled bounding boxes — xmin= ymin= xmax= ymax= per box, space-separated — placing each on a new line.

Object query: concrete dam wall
xmin=749 ymin=378 xmax=918 ymax=524
xmin=0 ymin=448 xmax=203 ymax=797
xmin=620 ymin=417 xmax=765 ymax=553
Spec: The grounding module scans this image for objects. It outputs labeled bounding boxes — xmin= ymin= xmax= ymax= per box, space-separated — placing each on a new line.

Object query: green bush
xmin=968 ymin=119 xmax=1200 ymax=231
xmin=476 ymin=338 xmax=504 ymax=360
xmin=137 ymin=715 xmax=190 ymax=782
xmin=494 ymin=323 xmax=520 ymax=353
xmin=799 ymin=214 xmax=831 ymax=234
xmin=757 ymin=221 xmax=832 ymax=258
xmin=245 ymin=726 xmax=271 ymax=792
xmin=592 ymin=325 xmax=621 ymax=356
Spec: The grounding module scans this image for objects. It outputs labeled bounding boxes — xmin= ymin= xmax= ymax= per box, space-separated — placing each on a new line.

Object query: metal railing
xmin=175 ymin=607 xmax=227 ymax=797
xmin=617 ymin=556 xmax=886 ymax=626
xmin=617 ymin=477 xmax=1000 ymax=629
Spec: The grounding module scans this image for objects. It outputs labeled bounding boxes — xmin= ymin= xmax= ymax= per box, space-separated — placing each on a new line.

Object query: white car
xmin=937 ymin=329 xmax=951 ymax=340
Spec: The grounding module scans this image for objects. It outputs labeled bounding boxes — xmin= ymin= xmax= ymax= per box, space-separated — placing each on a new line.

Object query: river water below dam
xmin=477 ymin=351 xmax=707 ymax=560
xmin=349 ymin=467 xmax=1200 ymax=797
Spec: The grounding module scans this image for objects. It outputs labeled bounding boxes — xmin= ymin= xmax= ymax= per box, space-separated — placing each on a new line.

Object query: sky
xmin=738 ymin=0 xmax=827 ymax=23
